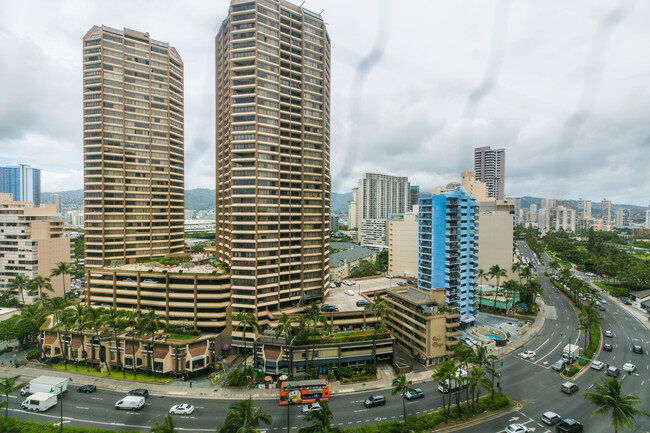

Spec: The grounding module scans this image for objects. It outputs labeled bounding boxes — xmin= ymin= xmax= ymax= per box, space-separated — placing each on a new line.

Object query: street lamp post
xmin=50 ymin=383 xmax=63 ymax=433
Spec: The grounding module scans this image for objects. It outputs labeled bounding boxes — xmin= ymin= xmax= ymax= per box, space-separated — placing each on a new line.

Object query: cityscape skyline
xmin=1 ymin=1 xmax=650 ymax=205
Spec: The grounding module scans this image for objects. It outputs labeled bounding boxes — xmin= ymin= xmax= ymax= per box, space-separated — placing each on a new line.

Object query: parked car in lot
xmin=76 ymin=385 xmax=97 ymax=393
xmin=590 ymin=360 xmax=604 ymax=370
xmin=606 ymin=366 xmax=620 ymax=377
xmin=519 ymin=350 xmax=536 ymax=359
xmin=632 ymin=344 xmax=643 ymax=354
xmin=321 ymin=304 xmax=339 ymax=312
xmin=603 ymin=343 xmax=612 ymax=351
xmin=364 ymin=395 xmax=386 ymax=407
xmin=385 ymin=274 xmax=393 ymax=279
xmin=622 ymin=363 xmax=636 ymax=373
xmin=344 ymin=289 xmax=355 ymax=296
xmin=505 ymin=423 xmax=528 ymax=433
xmin=542 ymin=411 xmax=562 ymax=425
xmin=356 ymin=300 xmax=370 ymax=307
xmin=405 ymin=388 xmax=424 ymax=400
xmin=169 ymin=404 xmax=195 ymax=415
xmin=406 ymin=280 xmax=415 ymax=285
xmin=329 ymin=283 xmax=337 ymax=289
xmin=396 ymin=281 xmax=407 ymax=286
xmin=604 ymin=330 xmax=613 ymax=337
xmin=342 ymin=280 xmax=354 ymax=286
xmin=555 ymin=418 xmax=583 ymax=433
xmin=302 ymin=403 xmax=322 ymax=414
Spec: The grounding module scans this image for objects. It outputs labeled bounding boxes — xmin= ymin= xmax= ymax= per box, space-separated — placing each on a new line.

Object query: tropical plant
xmin=82 ymin=306 xmax=106 ymax=373
xmin=16 ymin=303 xmax=47 ymax=349
xmin=0 ymin=376 xmax=28 ymax=420
xmin=29 ymin=275 xmax=53 ymax=301
xmin=299 ymin=402 xmax=342 ymax=433
xmin=468 ymin=364 xmax=492 ymax=409
xmin=274 ymin=313 xmax=294 ymax=378
xmin=391 ymin=372 xmax=413 ymax=422
xmin=489 ymin=265 xmax=508 ymax=309
xmin=431 ymin=361 xmax=454 ymax=422
xmin=64 ymin=304 xmax=89 ymax=372
xmin=124 ymin=308 xmax=143 ymax=379
xmin=371 ymin=294 xmax=392 ymax=361
xmin=7 ymin=275 xmax=29 ymax=306
xmin=231 ymin=311 xmax=259 ymax=368
xmin=217 ymin=396 xmax=272 ymax=433
xmin=50 ymin=261 xmax=73 ymax=299
xmin=305 ymin=303 xmax=329 ymax=374
xmin=453 ymin=343 xmax=474 ymax=406
xmin=577 ymin=304 xmax=601 ymax=350
xmin=102 ymin=307 xmax=127 ymax=378
xmin=151 ymin=413 xmax=177 ymax=433
xmin=471 ymin=344 xmax=499 ymax=397
xmin=48 ymin=296 xmax=70 ymax=370
xmin=583 ymin=377 xmax=650 ymax=433
xmin=140 ymin=309 xmax=168 ymax=380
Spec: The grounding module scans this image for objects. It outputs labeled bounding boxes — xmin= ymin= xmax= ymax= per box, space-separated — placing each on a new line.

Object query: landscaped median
xmin=0 ymin=417 xmax=139 ymax=433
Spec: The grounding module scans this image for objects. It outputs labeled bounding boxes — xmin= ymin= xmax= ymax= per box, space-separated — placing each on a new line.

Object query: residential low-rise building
xmin=329 ymin=243 xmax=377 ymax=282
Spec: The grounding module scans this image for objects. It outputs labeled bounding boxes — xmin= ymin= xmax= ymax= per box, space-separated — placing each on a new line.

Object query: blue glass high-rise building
xmin=0 ymin=164 xmax=41 ymax=205
xmin=418 ymin=187 xmax=477 ymax=326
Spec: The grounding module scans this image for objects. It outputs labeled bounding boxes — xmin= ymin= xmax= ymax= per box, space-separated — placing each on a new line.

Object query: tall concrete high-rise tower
xmin=601 ymin=198 xmax=612 ymax=229
xmin=474 ymin=146 xmax=505 ymax=200
xmin=82 ymin=26 xmax=185 ymax=268
xmin=215 ymin=0 xmax=331 ymax=330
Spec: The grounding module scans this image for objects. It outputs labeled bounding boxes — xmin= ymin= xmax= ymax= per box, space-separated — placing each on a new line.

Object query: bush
xmin=337 ymin=365 xmax=353 ymax=378
xmin=25 ymin=350 xmax=40 ymax=360
xmin=0 ymin=416 xmax=140 ymax=432
xmin=226 ymin=369 xmax=246 ymax=386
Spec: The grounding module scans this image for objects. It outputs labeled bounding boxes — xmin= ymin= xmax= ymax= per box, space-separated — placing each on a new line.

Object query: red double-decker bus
xmin=279 ymin=379 xmax=329 ymax=405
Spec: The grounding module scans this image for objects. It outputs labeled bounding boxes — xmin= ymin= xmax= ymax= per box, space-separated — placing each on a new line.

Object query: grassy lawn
xmin=633 ymin=254 xmax=650 ymax=260
xmin=49 ymin=364 xmax=175 ymax=383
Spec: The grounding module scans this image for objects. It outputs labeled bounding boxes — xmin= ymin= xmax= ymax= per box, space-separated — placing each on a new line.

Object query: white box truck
xmin=438 ymin=369 xmax=469 ymax=393
xmin=21 ymin=392 xmax=57 ymax=412
xmin=21 ymin=376 xmax=69 ymax=396
xmin=562 ymin=344 xmax=580 ymax=361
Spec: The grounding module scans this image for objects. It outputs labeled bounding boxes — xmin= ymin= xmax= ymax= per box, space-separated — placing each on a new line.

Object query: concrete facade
xmin=387 ymin=212 xmax=419 ymax=277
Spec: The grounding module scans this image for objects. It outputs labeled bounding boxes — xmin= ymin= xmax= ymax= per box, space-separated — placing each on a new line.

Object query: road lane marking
xmin=533 ymin=338 xmax=550 ymax=352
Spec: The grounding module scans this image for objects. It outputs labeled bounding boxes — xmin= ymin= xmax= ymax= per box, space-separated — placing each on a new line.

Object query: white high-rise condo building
xmin=348 ymin=173 xmax=410 ymax=230
xmin=474 ymin=146 xmax=505 ymax=200
xmin=215 ymin=0 xmax=331 ymax=330
xmin=83 ymin=26 xmax=185 ymax=268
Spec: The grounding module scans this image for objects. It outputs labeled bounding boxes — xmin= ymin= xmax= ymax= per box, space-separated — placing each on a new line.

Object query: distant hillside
xmin=185 ymin=188 xmax=215 ymax=210
xmin=332 ymin=192 xmax=352 ymax=214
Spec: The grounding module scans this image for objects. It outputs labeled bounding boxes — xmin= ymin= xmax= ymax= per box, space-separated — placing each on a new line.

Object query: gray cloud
xmin=0 ymin=0 xmax=648 ymax=205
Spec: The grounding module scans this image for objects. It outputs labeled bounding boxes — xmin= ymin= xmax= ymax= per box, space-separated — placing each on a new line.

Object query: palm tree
xmin=217 ymin=396 xmax=272 ymax=433
xmin=151 ymin=413 xmax=177 ymax=433
xmin=124 ymin=308 xmax=143 ymax=379
xmin=371 ymin=294 xmax=392 ymax=362
xmin=48 ymin=296 xmax=70 ymax=370
xmin=16 ymin=303 xmax=47 ymax=349
xmin=82 ymin=306 xmax=106 ymax=373
xmin=453 ymin=343 xmax=474 ymax=407
xmin=578 ymin=304 xmax=601 ymax=350
xmin=431 ymin=361 xmax=454 ymax=422
xmin=50 ymin=261 xmax=73 ymax=299
xmin=468 ymin=364 xmax=492 ymax=409
xmin=102 ymin=307 xmax=127 ymax=378
xmin=232 ymin=311 xmax=260 ymax=368
xmin=390 ymin=372 xmax=413 ymax=422
xmin=501 ymin=280 xmax=519 ymax=314
xmin=141 ymin=309 xmax=168 ymax=381
xmin=30 ymin=275 xmax=53 ymax=301
xmin=583 ymin=377 xmax=650 ymax=433
xmin=489 ymin=265 xmax=508 ymax=309
xmin=0 ymin=376 xmax=28 ymax=420
xmin=7 ymin=275 xmax=30 ymax=306
xmin=471 ymin=344 xmax=498 ymax=397
xmin=306 ymin=303 xmax=329 ymax=376
xmin=299 ymin=402 xmax=342 ymax=433
xmin=274 ymin=313 xmax=294 ymax=379
xmin=65 ymin=304 xmax=88 ymax=372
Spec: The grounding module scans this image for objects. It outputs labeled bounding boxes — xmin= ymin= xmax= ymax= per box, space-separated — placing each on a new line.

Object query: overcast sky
xmin=1 ymin=0 xmax=648 ymax=206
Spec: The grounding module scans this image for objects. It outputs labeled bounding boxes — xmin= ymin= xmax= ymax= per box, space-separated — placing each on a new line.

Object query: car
xmin=348 ymin=280 xmax=356 ymax=285
xmin=519 ymin=350 xmax=536 ymax=359
xmin=542 ymin=411 xmax=562 ymax=426
xmin=344 ymin=289 xmax=355 ymax=296
xmin=591 ymin=360 xmax=604 ymax=370
xmin=556 ymin=418 xmax=583 ymax=433
xmin=405 ymin=388 xmax=424 ymax=400
xmin=142 ymin=279 xmax=157 ymax=283
xmin=356 ymin=300 xmax=370 ymax=307
xmin=342 ymin=280 xmax=353 ymax=286
xmin=302 ymin=403 xmax=321 ymax=414
xmin=396 ymin=281 xmax=407 ymax=286
xmin=603 ymin=343 xmax=612 ymax=351
xmin=386 ymin=274 xmax=393 ymax=279
xmin=169 ymin=403 xmax=195 ymax=415
xmin=364 ymin=395 xmax=386 ymax=407
xmin=321 ymin=304 xmax=339 ymax=312
xmin=632 ymin=344 xmax=643 ymax=354
xmin=334 ymin=281 xmax=341 ymax=287
xmin=127 ymin=389 xmax=149 ymax=398
xmin=19 ymin=386 xmax=30 ymax=396
xmin=604 ymin=330 xmax=613 ymax=337
xmin=123 ymin=278 xmax=136 ymax=282
xmin=560 ymin=381 xmax=579 ymax=394
xmin=606 ymin=366 xmax=620 ymax=377
xmin=76 ymin=385 xmax=97 ymax=393
xmin=622 ymin=363 xmax=636 ymax=373
xmin=329 ymin=283 xmax=337 ymax=288
xmin=505 ymin=423 xmax=528 ymax=433
xmin=406 ymin=280 xmax=415 ymax=285
xmin=552 ymin=359 xmax=566 ymax=372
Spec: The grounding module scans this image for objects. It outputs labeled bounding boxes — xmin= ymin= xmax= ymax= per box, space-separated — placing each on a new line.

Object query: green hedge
xmin=0 ymin=418 xmax=138 ymax=433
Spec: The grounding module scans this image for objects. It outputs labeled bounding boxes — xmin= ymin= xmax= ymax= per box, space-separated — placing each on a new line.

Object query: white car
xmin=604 ymin=330 xmax=613 ymax=337
xmin=519 ymin=350 xmax=536 ymax=359
xmin=169 ymin=403 xmax=195 ymax=415
xmin=622 ymin=363 xmax=636 ymax=373
xmin=505 ymin=423 xmax=528 ymax=433
xmin=591 ymin=360 xmax=604 ymax=370
xmin=386 ymin=274 xmax=393 ymax=279
xmin=344 ymin=289 xmax=354 ymax=296
xmin=302 ymin=402 xmax=321 ymax=414
xmin=329 ymin=283 xmax=337 ymax=288
xmin=342 ymin=280 xmax=353 ymax=286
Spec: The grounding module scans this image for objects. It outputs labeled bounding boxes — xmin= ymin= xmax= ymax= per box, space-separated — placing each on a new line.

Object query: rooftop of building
xmin=93 ymin=254 xmax=226 ymax=275
xmin=330 ymin=245 xmax=376 ymax=267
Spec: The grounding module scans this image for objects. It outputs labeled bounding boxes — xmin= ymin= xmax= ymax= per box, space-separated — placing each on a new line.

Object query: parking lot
xmin=324 ymin=276 xmax=413 ymax=312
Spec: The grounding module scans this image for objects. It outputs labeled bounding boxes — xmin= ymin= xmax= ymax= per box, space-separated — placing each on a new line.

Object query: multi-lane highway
xmin=6 ymin=242 xmax=650 ymax=432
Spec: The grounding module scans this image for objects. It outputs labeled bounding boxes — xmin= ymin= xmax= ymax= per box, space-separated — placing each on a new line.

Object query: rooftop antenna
xmin=300 ymin=1 xmax=305 ymax=6
xmin=319 ymin=9 xmax=325 ymax=15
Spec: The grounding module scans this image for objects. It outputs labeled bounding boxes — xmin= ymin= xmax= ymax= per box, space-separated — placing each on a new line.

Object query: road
xmin=7 ymin=242 xmax=649 ymax=432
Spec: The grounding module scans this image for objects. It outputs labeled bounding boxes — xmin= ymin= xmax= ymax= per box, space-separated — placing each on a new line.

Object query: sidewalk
xmin=594 ymin=283 xmax=650 ymax=331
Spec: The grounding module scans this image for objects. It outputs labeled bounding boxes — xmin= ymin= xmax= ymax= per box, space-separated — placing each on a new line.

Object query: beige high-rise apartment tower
xmin=215 ymin=0 xmax=331 ymax=331
xmin=82 ymin=26 xmax=185 ymax=268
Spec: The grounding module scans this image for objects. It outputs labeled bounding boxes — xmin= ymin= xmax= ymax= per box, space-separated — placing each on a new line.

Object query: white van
xmin=21 ymin=392 xmax=57 ymax=412
xmin=115 ymin=395 xmax=146 ymax=411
